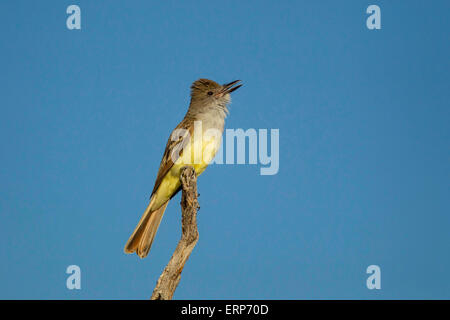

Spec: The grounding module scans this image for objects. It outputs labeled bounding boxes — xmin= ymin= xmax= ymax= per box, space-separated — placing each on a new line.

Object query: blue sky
xmin=0 ymin=1 xmax=449 ymax=299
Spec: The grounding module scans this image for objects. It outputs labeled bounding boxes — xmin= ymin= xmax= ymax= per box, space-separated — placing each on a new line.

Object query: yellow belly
xmin=151 ymin=133 xmax=220 ymax=209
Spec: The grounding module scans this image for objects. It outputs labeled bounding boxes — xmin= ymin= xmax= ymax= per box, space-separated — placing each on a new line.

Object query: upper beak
xmin=219 ymin=80 xmax=242 ymax=96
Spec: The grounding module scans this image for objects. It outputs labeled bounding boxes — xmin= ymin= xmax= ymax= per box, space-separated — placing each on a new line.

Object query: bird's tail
xmin=124 ymin=198 xmax=169 ymax=258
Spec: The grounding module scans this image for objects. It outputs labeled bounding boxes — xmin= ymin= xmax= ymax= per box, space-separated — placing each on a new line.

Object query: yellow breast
xmin=151 ymin=132 xmax=221 ymax=209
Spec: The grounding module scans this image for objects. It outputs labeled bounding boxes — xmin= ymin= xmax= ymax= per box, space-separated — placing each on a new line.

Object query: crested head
xmin=191 ymin=79 xmax=242 ymax=105
xmin=188 ymin=79 xmax=242 ymax=115
xmin=190 ymin=79 xmax=222 ymax=98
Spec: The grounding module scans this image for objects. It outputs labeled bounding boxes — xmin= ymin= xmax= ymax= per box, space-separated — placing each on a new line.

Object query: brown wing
xmin=150 ymin=117 xmax=194 ymax=197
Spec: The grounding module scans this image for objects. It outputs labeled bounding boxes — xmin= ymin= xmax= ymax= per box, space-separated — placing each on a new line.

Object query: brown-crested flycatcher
xmin=124 ymin=79 xmax=242 ymax=258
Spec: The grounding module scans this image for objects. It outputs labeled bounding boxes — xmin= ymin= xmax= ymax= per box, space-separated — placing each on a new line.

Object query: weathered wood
xmin=151 ymin=166 xmax=200 ymax=300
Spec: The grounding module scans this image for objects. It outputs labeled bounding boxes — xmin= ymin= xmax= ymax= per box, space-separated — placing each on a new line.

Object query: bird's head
xmin=190 ymin=79 xmax=242 ymax=107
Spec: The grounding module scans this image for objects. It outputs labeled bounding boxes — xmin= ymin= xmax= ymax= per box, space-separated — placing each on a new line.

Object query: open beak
xmin=218 ymin=80 xmax=242 ymax=96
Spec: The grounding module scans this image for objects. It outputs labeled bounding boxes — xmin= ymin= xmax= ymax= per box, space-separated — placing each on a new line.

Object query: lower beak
xmin=219 ymin=80 xmax=243 ymax=95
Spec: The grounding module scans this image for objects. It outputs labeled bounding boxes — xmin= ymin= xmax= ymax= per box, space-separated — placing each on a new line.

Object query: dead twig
xmin=151 ymin=166 xmax=200 ymax=300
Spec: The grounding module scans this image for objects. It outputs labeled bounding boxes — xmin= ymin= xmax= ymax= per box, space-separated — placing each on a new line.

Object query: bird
xmin=124 ymin=78 xmax=242 ymax=258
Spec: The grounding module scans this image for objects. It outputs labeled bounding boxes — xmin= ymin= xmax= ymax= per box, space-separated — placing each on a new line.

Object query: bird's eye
xmin=207 ymin=91 xmax=213 ymax=96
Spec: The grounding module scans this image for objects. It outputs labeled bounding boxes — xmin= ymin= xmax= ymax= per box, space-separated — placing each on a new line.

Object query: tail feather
xmin=124 ymin=199 xmax=169 ymax=258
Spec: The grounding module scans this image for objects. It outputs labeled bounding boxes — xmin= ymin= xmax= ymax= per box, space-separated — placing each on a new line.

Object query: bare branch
xmin=151 ymin=166 xmax=199 ymax=300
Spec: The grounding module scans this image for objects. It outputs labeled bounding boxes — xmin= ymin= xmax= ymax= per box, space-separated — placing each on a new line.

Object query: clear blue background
xmin=0 ymin=1 xmax=449 ymax=299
